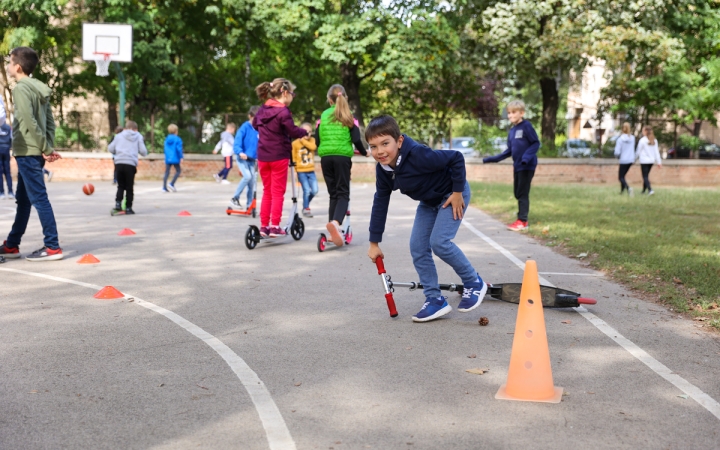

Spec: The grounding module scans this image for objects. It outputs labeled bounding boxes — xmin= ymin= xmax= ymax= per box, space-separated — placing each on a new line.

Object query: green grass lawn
xmin=469 ymin=182 xmax=720 ymax=329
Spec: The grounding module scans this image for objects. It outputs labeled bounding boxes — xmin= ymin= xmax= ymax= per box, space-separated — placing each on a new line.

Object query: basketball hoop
xmin=94 ymin=53 xmax=112 ymax=77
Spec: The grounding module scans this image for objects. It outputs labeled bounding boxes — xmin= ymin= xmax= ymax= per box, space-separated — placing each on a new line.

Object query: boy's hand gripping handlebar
xmin=375 ymin=256 xmax=398 ymax=318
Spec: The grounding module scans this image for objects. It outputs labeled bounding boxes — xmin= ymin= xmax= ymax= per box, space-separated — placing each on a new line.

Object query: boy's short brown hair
xmin=125 ymin=120 xmax=138 ymax=130
xmin=10 ymin=47 xmax=39 ymax=76
xmin=168 ymin=124 xmax=179 ymax=134
xmin=506 ymin=100 xmax=526 ymax=112
xmin=365 ymin=115 xmax=401 ymax=142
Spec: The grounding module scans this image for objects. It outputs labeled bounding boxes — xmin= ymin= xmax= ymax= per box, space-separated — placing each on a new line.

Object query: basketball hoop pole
xmin=114 ymin=62 xmax=126 ymax=127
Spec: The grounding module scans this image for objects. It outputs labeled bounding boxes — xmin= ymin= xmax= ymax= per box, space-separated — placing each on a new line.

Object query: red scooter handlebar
xmin=375 ymin=257 xmax=398 ymax=317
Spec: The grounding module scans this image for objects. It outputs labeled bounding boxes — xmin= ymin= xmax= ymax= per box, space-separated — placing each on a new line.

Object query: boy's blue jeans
xmin=233 ymin=158 xmax=255 ymax=205
xmin=410 ymin=181 xmax=476 ymax=300
xmin=7 ymin=156 xmax=59 ymax=249
xmin=0 ymin=153 xmax=12 ymax=194
xmin=297 ymin=171 xmax=318 ymax=209
xmin=163 ymin=163 xmax=181 ymax=189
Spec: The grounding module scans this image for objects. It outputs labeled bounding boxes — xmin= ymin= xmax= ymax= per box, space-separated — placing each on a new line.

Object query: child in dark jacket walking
xmin=163 ymin=124 xmax=183 ymax=192
xmin=0 ymin=123 xmax=13 ymax=199
xmin=483 ymin=100 xmax=540 ymax=231
xmin=366 ymin=115 xmax=488 ymax=323
xmin=252 ymin=78 xmax=308 ymax=237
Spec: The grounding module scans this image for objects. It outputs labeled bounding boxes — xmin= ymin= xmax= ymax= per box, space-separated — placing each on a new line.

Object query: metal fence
xmin=54 ymin=110 xmax=252 ymax=153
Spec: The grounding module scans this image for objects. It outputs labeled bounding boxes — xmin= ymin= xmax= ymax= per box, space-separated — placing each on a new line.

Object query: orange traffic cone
xmin=118 ymin=228 xmax=136 ymax=236
xmin=178 ymin=210 xmax=192 ymax=216
xmin=94 ymin=286 xmax=124 ymax=299
xmin=77 ymin=254 xmax=100 ymax=264
xmin=496 ymin=260 xmax=563 ymax=403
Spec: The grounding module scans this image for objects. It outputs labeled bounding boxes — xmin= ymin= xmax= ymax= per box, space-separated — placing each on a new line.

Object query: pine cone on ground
xmin=478 ymin=317 xmax=489 ymax=326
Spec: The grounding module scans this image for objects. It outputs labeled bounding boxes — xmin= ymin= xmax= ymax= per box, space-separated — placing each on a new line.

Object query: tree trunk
xmin=340 ymin=62 xmax=364 ymax=127
xmin=108 ymin=102 xmax=118 ymax=132
xmin=540 ymin=77 xmax=558 ymax=151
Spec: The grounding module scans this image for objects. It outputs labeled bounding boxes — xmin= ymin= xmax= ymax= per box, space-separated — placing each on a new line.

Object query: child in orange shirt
xmin=292 ymin=123 xmax=318 ymax=217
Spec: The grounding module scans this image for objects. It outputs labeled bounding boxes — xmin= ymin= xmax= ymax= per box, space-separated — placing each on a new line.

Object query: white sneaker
xmin=0 ymin=194 xmax=6 ymax=200
xmin=7 ymin=192 xmax=14 ymax=199
xmin=648 ymin=190 xmax=655 ymax=196
xmin=221 ymin=179 xmax=230 ymax=185
xmin=213 ymin=174 xmax=221 ymax=183
xmin=628 ymin=187 xmax=634 ymax=197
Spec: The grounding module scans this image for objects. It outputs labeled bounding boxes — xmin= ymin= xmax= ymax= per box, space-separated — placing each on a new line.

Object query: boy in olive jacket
xmin=0 ymin=47 xmax=63 ymax=262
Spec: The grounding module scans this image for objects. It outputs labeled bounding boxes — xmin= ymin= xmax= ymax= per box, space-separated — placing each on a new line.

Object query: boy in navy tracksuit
xmin=0 ymin=123 xmax=13 ymax=199
xmin=366 ymin=115 xmax=488 ymax=323
xmin=483 ymin=100 xmax=539 ymax=231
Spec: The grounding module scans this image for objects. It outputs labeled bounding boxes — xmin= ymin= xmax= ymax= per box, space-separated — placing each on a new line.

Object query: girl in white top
xmin=635 ymin=125 xmax=662 ymax=195
xmin=614 ymin=122 xmax=636 ymax=195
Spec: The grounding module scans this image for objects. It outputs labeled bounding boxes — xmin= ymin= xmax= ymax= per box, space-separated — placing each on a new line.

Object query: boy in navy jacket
xmin=483 ymin=100 xmax=539 ymax=231
xmin=366 ymin=115 xmax=487 ymax=323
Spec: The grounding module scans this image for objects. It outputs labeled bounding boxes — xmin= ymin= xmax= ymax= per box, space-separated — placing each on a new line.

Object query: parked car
xmin=438 ymin=137 xmax=477 ymax=158
xmin=560 ymin=139 xmax=593 ymax=158
xmin=698 ymin=143 xmax=720 ymax=159
xmin=667 ymin=146 xmax=692 ymax=159
xmin=490 ymin=136 xmax=507 ymax=153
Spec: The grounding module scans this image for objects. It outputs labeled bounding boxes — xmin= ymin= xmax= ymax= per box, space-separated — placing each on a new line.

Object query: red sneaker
xmin=0 ymin=240 xmax=20 ymax=259
xmin=507 ymin=220 xmax=528 ymax=232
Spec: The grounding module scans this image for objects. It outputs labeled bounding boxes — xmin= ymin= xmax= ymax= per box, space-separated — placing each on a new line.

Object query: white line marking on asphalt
xmin=462 ymin=220 xmax=720 ymax=421
xmin=539 ymin=272 xmax=604 ymax=277
xmin=0 ymin=267 xmax=297 ymax=450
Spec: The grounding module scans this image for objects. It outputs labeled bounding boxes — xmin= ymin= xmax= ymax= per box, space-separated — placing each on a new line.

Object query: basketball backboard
xmin=82 ymin=23 xmax=133 ymax=62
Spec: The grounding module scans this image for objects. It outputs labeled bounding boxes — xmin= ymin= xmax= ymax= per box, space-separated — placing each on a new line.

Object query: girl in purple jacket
xmin=252 ymin=78 xmax=308 ymax=237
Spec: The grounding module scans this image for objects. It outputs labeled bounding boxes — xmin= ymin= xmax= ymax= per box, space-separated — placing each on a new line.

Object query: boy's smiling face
xmin=368 ymin=134 xmax=404 ymax=168
xmin=507 ymin=108 xmax=525 ymax=125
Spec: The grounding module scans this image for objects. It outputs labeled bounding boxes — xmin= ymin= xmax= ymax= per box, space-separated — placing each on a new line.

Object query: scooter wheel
xmin=317 ymin=234 xmax=327 ymax=252
xmin=252 ymin=208 xmax=257 ymax=218
xmin=245 ymin=225 xmax=260 ymax=250
xmin=291 ymin=217 xmax=304 ymax=240
xmin=344 ymin=226 xmax=353 ymax=245
xmin=226 ymin=210 xmax=231 ymax=216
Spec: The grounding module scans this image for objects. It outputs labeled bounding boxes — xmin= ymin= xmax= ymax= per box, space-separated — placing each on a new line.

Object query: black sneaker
xmin=115 ymin=202 xmax=122 ymax=210
xmin=231 ymin=197 xmax=240 ymax=207
xmin=125 ymin=208 xmax=135 ymax=215
xmin=26 ymin=246 xmax=63 ymax=261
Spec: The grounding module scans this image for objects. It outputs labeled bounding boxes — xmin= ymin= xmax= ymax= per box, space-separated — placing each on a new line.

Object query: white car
xmin=439 ymin=137 xmax=476 ymax=158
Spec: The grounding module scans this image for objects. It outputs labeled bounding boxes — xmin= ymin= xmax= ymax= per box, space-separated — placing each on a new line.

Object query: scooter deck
xmin=111 ymin=209 xmax=126 ymax=216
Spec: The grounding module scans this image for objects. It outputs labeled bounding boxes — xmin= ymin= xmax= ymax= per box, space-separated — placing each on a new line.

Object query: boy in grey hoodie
xmin=0 ymin=47 xmax=63 ymax=262
xmin=108 ymin=120 xmax=148 ymax=214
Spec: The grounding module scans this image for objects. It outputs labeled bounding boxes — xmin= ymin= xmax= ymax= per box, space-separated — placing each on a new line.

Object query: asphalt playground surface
xmin=1 ymin=179 xmax=719 ymax=450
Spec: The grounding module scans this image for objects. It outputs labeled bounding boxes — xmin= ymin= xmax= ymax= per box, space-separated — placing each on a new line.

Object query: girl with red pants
xmin=253 ymin=78 xmax=308 ymax=237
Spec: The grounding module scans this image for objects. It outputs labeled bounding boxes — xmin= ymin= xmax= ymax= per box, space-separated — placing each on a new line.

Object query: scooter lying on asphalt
xmin=373 ymin=256 xmax=597 ymax=318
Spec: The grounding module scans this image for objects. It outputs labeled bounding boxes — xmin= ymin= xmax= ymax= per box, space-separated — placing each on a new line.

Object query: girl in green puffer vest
xmin=315 ymin=84 xmax=367 ymax=247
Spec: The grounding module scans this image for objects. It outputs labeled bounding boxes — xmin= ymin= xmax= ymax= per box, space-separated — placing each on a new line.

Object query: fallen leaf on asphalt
xmin=561 ymin=320 xmax=572 ymax=324
xmin=465 ymin=368 xmax=489 ymax=375
xmin=159 ymin=383 xmax=165 ymax=387
xmin=467 ymin=354 xmax=477 ymax=359
xmin=586 ymin=392 xmax=595 ymax=394
xmin=677 ymin=394 xmax=688 ymax=399
xmin=196 ymin=384 xmax=208 ymax=390
xmin=28 ymin=390 xmax=38 ymax=394
xmin=294 ymin=382 xmax=302 ymax=387
xmin=405 ymin=347 xmax=412 ymax=350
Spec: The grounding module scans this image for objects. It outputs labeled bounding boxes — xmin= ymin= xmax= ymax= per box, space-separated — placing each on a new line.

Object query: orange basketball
xmin=83 ymin=183 xmax=95 ymax=195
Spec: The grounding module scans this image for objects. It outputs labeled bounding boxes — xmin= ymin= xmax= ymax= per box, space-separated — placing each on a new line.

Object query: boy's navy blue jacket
xmin=163 ymin=134 xmax=184 ymax=164
xmin=0 ymin=123 xmax=11 ymax=154
xmin=483 ymin=120 xmax=539 ymax=171
xmin=234 ymin=120 xmax=259 ymax=160
xmin=369 ymin=135 xmax=466 ymax=243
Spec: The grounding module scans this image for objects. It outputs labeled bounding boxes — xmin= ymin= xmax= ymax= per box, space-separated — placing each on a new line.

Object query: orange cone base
xmin=178 ymin=210 xmax=192 ymax=216
xmin=94 ymin=286 xmax=124 ymax=299
xmin=118 ymin=228 xmax=136 ymax=236
xmin=495 ymin=384 xmax=563 ymax=403
xmin=77 ymin=254 xmax=100 ymax=264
